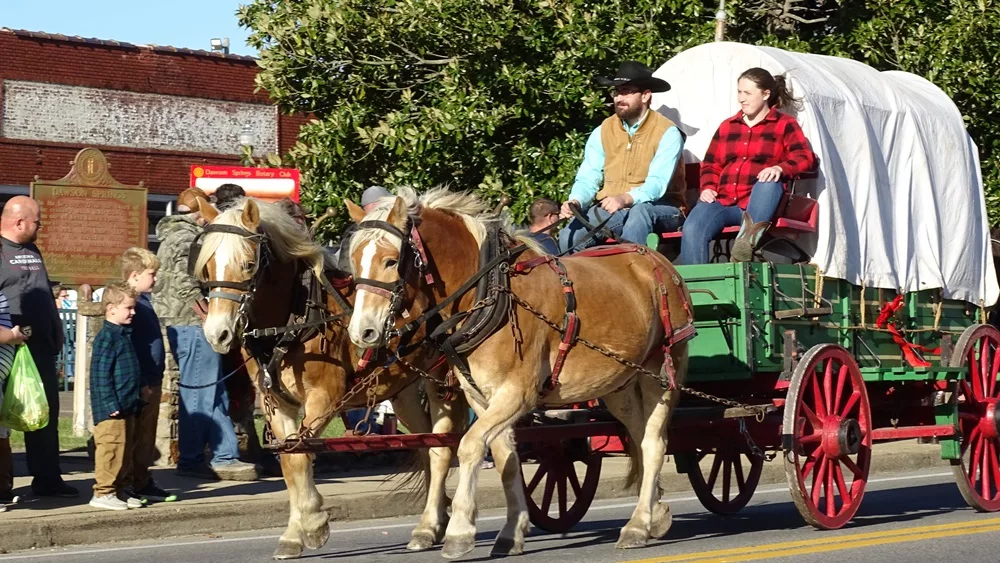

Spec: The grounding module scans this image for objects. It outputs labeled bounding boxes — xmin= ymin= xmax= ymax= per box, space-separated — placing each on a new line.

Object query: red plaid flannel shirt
xmin=700 ymin=107 xmax=816 ymax=208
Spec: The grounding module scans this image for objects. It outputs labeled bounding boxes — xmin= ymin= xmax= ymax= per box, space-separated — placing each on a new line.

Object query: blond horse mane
xmin=348 ymin=186 xmax=545 ymax=257
xmin=195 ymin=198 xmax=325 ymax=281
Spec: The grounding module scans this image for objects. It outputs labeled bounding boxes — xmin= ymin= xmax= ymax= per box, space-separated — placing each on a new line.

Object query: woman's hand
xmin=699 ymin=190 xmax=718 ymax=203
xmin=9 ymin=326 xmax=26 ymax=345
xmin=757 ymin=165 xmax=783 ymax=182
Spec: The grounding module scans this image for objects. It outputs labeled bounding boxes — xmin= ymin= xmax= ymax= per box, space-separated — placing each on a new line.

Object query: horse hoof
xmin=615 ymin=528 xmax=649 ymax=550
xmin=272 ymin=540 xmax=303 ymax=560
xmin=441 ymin=535 xmax=476 ymax=559
xmin=407 ymin=530 xmax=437 ymax=551
xmin=490 ymin=535 xmax=524 ymax=556
xmin=649 ymin=503 xmax=674 ymax=539
xmin=302 ymin=522 xmax=330 ymax=550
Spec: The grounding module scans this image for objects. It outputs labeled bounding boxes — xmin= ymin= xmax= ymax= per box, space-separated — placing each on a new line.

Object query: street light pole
xmin=715 ymin=0 xmax=727 ymax=42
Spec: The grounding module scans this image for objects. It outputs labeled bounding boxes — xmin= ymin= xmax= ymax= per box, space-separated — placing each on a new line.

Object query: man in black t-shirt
xmin=0 ymin=196 xmax=78 ymax=498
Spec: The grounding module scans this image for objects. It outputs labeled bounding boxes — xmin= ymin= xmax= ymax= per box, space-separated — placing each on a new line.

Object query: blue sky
xmin=0 ymin=1 xmax=256 ymax=56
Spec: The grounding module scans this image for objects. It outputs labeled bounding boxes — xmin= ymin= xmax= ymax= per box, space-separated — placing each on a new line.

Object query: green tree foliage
xmin=239 ymin=0 xmax=1000 ymax=237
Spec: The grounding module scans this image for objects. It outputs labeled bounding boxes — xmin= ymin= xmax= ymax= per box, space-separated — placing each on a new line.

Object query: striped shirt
xmin=0 ymin=292 xmax=16 ymax=383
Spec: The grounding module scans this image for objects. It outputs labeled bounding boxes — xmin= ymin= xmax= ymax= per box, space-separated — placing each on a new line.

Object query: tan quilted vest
xmin=598 ymin=111 xmax=687 ymax=213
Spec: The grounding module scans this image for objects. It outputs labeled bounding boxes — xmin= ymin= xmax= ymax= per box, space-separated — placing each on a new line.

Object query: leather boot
xmin=730 ymin=211 xmax=771 ymax=263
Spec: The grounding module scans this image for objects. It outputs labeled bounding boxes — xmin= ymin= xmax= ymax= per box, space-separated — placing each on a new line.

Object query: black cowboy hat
xmin=595 ymin=61 xmax=671 ymax=93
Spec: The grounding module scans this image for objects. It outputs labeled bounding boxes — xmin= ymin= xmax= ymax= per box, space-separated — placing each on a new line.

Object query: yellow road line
xmin=625 ymin=517 xmax=1000 ymax=563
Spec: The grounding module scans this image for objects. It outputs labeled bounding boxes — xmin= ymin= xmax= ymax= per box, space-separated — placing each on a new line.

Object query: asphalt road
xmin=3 ymin=469 xmax=998 ymax=563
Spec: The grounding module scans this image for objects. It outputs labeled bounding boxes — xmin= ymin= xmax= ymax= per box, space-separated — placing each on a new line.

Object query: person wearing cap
xmin=558 ymin=61 xmax=687 ymax=253
xmin=334 ymin=186 xmax=392 ymax=272
xmin=152 ymin=188 xmax=258 ymax=482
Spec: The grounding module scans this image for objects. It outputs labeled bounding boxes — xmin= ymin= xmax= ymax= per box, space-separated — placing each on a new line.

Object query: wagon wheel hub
xmin=819 ymin=416 xmax=862 ymax=457
xmin=979 ymin=400 xmax=1000 ymax=441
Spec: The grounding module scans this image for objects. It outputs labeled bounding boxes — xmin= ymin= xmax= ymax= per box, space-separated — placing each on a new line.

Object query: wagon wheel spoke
xmin=799 ymin=432 xmax=822 ymax=446
xmin=811 ymin=373 xmax=828 ymax=418
xmin=971 ymin=345 xmax=986 ymax=401
xmin=833 ymin=364 xmax=849 ymax=418
xmin=722 ymin=459 xmax=732 ymax=503
xmin=557 ymin=470 xmax=568 ymax=517
xmin=800 ymin=402 xmax=823 ymax=431
xmin=825 ymin=458 xmax=836 ymax=518
xmin=707 ymin=451 xmax=724 ymax=491
xmin=990 ymin=346 xmax=1000 ymax=398
xmin=823 ymin=359 xmax=835 ymax=416
xmin=841 ymin=454 xmax=864 ymax=479
xmin=567 ymin=463 xmax=583 ymax=497
xmin=840 ymin=390 xmax=861 ymax=419
xmin=540 ymin=467 xmax=557 ymax=513
xmin=526 ymin=460 xmax=549 ymax=495
xmin=733 ymin=454 xmax=747 ymax=490
xmin=811 ymin=453 xmax=828 ymax=506
xmin=832 ymin=460 xmax=850 ymax=505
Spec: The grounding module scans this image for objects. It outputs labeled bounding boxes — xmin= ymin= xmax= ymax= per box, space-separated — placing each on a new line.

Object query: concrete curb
xmin=0 ymin=445 xmax=953 ymax=553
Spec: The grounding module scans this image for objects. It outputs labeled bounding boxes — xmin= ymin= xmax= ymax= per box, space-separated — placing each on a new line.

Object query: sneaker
xmin=89 ymin=494 xmax=129 ymax=511
xmin=32 ymin=481 xmax=80 ymax=498
xmin=118 ymin=490 xmax=146 ymax=508
xmin=136 ymin=482 xmax=178 ymax=503
xmin=0 ymin=490 xmax=18 ymax=504
xmin=210 ymin=460 xmax=259 ymax=482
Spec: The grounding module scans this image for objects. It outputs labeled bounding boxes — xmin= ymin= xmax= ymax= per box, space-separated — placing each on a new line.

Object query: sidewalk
xmin=0 ymin=440 xmax=950 ymax=553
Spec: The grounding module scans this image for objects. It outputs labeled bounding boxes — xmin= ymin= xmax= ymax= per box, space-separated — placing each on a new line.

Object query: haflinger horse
xmin=192 ymin=197 xmax=468 ymax=560
xmin=344 ymin=187 xmax=695 ymax=559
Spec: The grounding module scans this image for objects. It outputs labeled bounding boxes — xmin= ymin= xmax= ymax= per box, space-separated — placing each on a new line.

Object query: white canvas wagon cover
xmin=650 ymin=41 xmax=998 ymax=307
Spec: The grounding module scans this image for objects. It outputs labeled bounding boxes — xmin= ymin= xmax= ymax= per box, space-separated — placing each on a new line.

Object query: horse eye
xmin=385 ymin=258 xmax=398 ymax=269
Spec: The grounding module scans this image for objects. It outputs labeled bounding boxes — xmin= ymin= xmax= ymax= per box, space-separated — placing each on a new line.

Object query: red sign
xmin=190 ymin=165 xmax=300 ymax=203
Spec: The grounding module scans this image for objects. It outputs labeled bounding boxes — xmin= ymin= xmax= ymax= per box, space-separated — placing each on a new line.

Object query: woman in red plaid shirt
xmin=678 ymin=68 xmax=816 ymax=264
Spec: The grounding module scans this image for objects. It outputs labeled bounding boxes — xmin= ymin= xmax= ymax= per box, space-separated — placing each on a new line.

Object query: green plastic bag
xmin=0 ymin=346 xmax=49 ymax=432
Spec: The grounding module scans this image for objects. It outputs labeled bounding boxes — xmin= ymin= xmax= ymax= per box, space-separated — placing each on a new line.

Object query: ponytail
xmin=739 ymin=67 xmax=803 ymax=112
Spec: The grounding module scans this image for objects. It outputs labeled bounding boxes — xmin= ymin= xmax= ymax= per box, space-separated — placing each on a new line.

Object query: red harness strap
xmin=409 ymin=226 xmax=436 ymax=286
xmin=652 ymin=266 xmax=696 ymax=390
xmin=876 ymin=294 xmax=940 ymax=368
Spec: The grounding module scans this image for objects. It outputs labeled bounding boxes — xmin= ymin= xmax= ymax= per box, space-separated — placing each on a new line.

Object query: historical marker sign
xmin=30 ymin=148 xmax=148 ymax=287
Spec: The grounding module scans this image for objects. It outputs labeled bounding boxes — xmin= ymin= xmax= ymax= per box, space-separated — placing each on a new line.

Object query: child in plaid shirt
xmin=89 ymin=281 xmax=143 ymax=511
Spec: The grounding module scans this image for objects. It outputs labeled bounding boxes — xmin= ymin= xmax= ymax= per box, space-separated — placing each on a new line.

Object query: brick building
xmin=0 ymin=28 xmax=306 ymax=247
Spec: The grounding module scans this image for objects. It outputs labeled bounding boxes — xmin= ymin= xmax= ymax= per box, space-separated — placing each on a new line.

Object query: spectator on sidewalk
xmin=118 ymin=247 xmax=177 ymax=503
xmin=88 ymin=281 xmax=144 ymax=511
xmin=0 ymin=289 xmax=28 ymax=512
xmin=153 ymin=189 xmax=257 ymax=482
xmin=0 ymin=195 xmax=78 ymax=498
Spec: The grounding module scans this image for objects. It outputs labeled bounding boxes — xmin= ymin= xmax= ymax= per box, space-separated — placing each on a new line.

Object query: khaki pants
xmin=93 ymin=416 xmax=136 ymax=497
xmin=0 ymin=437 xmax=12 ymax=495
xmin=127 ymin=385 xmax=162 ymax=491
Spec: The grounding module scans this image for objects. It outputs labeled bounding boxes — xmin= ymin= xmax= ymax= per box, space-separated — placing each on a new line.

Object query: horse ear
xmin=346 ymin=199 xmax=366 ymax=224
xmin=388 ymin=196 xmax=408 ymax=229
xmin=242 ymin=199 xmax=260 ymax=229
xmin=196 ymin=197 xmax=218 ymax=223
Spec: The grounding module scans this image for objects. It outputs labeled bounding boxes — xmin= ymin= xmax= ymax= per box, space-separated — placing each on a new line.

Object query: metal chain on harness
xmin=495 ymin=285 xmax=775 ymax=459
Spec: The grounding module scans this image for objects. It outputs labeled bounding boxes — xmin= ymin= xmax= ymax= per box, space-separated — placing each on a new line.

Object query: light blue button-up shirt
xmin=568 ymin=111 xmax=684 ymax=208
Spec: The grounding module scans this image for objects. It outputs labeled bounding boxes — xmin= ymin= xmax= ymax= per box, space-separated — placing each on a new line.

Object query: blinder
xmin=352 ymin=217 xmax=428 ymax=333
xmin=195 ymin=223 xmax=270 ymax=331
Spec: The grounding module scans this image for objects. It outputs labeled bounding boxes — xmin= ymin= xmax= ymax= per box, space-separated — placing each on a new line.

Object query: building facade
xmin=0 ymin=28 xmax=306 ymax=248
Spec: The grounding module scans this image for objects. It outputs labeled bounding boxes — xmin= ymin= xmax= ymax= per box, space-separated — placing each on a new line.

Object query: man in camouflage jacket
xmin=152 ymin=189 xmax=257 ymax=481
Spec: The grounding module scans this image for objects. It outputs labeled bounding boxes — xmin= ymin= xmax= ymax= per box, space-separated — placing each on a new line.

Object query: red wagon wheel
xmin=949 ymin=324 xmax=1000 ymax=511
xmin=684 ymin=447 xmax=764 ymax=515
xmin=783 ymin=344 xmax=871 ymax=529
xmin=521 ymin=438 xmax=602 ymax=533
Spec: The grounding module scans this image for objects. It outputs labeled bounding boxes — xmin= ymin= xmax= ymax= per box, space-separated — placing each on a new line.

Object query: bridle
xmin=352 ymin=218 xmax=434 ymax=339
xmin=195 ymin=223 xmax=271 ymax=337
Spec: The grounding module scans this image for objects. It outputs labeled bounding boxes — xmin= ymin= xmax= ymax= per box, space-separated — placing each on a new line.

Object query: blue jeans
xmin=677 ymin=181 xmax=784 ymax=265
xmin=559 ymin=201 xmax=684 ymax=253
xmin=168 ymin=325 xmax=240 ymax=469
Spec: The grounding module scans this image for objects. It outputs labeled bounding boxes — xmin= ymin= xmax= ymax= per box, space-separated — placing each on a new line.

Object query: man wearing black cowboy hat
xmin=558 ymin=61 xmax=687 ymax=252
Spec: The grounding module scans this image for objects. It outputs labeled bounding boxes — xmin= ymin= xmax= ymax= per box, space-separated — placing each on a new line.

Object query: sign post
xmin=190 ymin=165 xmax=300 ymax=203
